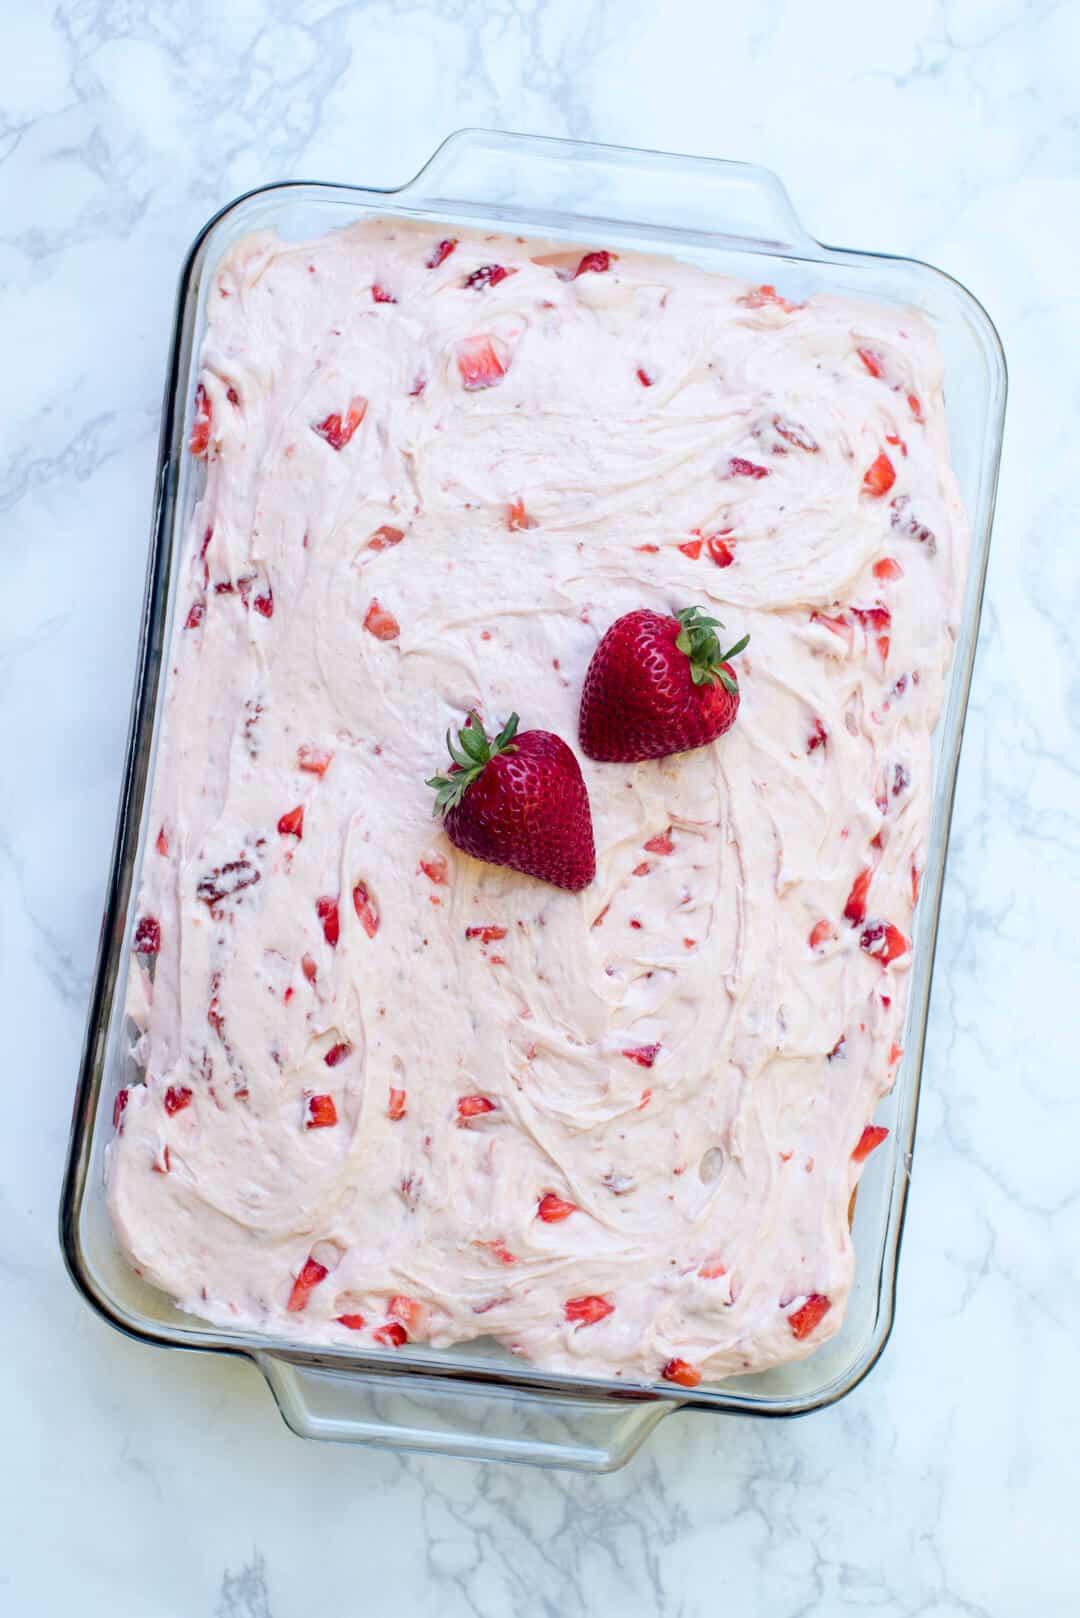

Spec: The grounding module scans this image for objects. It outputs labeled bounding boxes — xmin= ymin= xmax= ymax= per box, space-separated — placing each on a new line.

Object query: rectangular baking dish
xmin=60 ymin=129 xmax=1006 ymax=1472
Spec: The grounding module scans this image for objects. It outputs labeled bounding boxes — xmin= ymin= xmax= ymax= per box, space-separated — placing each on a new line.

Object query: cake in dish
xmin=107 ymin=220 xmax=967 ymax=1387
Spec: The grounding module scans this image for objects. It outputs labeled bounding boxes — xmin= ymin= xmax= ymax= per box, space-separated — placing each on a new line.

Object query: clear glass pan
xmin=60 ymin=129 xmax=1006 ymax=1472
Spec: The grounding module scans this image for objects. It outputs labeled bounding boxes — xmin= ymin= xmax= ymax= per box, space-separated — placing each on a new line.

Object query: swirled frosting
xmin=107 ymin=220 xmax=967 ymax=1385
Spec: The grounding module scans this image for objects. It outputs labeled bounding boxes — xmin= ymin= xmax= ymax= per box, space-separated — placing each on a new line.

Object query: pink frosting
xmin=107 ymin=221 xmax=967 ymax=1385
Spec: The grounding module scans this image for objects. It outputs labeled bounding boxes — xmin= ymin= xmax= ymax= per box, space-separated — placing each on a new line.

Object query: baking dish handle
xmin=256 ymin=1354 xmax=676 ymax=1471
xmin=399 ymin=128 xmax=815 ymax=254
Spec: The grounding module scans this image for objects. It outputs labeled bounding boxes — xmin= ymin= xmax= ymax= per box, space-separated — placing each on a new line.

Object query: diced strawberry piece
xmin=252 ymin=588 xmax=273 ymax=618
xmin=298 ymin=745 xmax=333 ymax=776
xmin=844 ymin=868 xmax=872 ymax=926
xmin=312 ymin=397 xmax=367 ymax=451
xmin=622 ymin=1043 xmax=660 ymax=1068
xmin=352 ymin=881 xmax=380 ymax=938
xmin=387 ymin=1087 xmax=407 ymax=1120
xmin=477 ymin=1239 xmax=516 ymax=1264
xmin=337 ymin=1313 xmax=365 ymax=1329
xmin=707 ymin=536 xmax=735 ymax=567
xmin=856 ymin=347 xmax=885 ymax=378
xmin=907 ymin=393 xmax=924 ymax=423
xmin=164 ymin=1085 xmax=192 ymax=1116
xmin=788 ymin=1293 xmax=831 ymax=1339
xmin=911 ymin=860 xmax=921 ymax=907
xmin=287 ymin=1257 xmax=328 ymax=1313
xmin=371 ymin=283 xmax=397 ymax=303
xmin=807 ymin=717 xmax=828 ymax=753
xmin=306 ymin=1093 xmax=339 ymax=1128
xmin=426 ymin=238 xmax=458 ymax=268
xmin=189 ymin=383 xmax=212 ymax=456
xmin=698 ymin=1256 xmax=727 ymax=1278
xmin=852 ymin=1124 xmax=889 ymax=1163
xmin=885 ymin=432 xmax=908 ymax=459
xmin=465 ymin=264 xmax=513 ymax=291
xmin=301 ymin=953 xmax=318 ymax=983
xmin=113 ymin=1088 xmax=129 ymax=1130
xmin=368 ymin=524 xmax=405 ymax=551
xmin=156 ymin=825 xmax=169 ymax=856
xmin=537 ymin=1193 xmax=578 ymax=1223
xmin=636 ymin=367 xmax=654 ymax=387
xmin=565 ymin=1294 xmax=614 ymax=1327
xmin=873 ymin=557 xmax=904 ymax=581
xmin=457 ymin=1094 xmax=497 ymax=1118
xmin=860 ymin=920 xmax=910 ymax=964
xmin=374 ymin=1321 xmax=408 ymax=1347
xmin=465 ymin=926 xmax=507 ymax=944
xmin=363 ymin=599 xmax=400 ymax=640
xmin=408 ymin=373 xmax=427 ymax=397
xmin=197 ymin=855 xmax=261 ymax=910
xmin=808 ymin=919 xmax=836 ymax=950
xmin=889 ymin=1042 xmax=903 ymax=1066
xmin=152 ymin=1144 xmax=172 ymax=1174
xmin=890 ymin=495 xmax=936 ymax=549
xmin=644 ymin=830 xmax=674 ymax=855
xmin=419 ymin=855 xmax=448 ymax=884
xmin=316 ymin=896 xmax=340 ymax=947
xmin=635 ymin=543 xmax=660 ymax=553
xmin=661 ymin=1358 xmax=702 ymax=1389
xmin=632 ymin=860 xmax=652 ymax=877
xmin=772 ymin=416 xmax=819 ymax=452
xmin=134 ymin=916 xmax=161 ymax=955
xmin=324 ymin=1042 xmax=352 ymax=1069
xmin=727 ymin=457 xmax=769 ymax=479
xmin=737 ymin=284 xmax=801 ymax=311
xmin=678 ymin=538 xmax=703 ymax=560
xmin=863 ymin=452 xmax=896 ymax=497
xmin=810 ymin=610 xmax=854 ymax=655
xmin=456 ymin=335 xmax=508 ymax=390
xmin=508 ymin=498 xmax=537 ymax=531
xmin=184 ymin=601 xmax=205 ymax=630
xmin=388 ymin=1294 xmax=423 ymax=1329
xmin=277 ymin=805 xmax=304 ymax=839
xmin=574 ymin=250 xmax=614 ymax=276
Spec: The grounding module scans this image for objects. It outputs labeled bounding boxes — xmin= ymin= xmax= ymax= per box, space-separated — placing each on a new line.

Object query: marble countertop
xmin=4 ymin=2 xmax=1077 ymax=1613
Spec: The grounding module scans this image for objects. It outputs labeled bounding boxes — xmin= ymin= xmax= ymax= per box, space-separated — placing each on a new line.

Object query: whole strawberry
xmin=579 ymin=606 xmax=749 ymax=762
xmin=427 ymin=713 xmax=595 ymax=892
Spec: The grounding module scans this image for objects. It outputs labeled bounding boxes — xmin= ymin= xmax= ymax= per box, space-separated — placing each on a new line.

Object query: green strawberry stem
xmin=674 ymin=606 xmax=749 ymax=694
xmin=427 ymin=711 xmax=519 ymax=816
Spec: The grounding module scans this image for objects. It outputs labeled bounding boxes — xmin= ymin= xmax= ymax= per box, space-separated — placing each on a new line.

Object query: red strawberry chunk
xmin=316 ymin=895 xmax=340 ymax=947
xmin=885 ymin=432 xmax=908 ymax=458
xmin=164 ymin=1085 xmax=192 ymax=1116
xmin=152 ymin=1145 xmax=172 ymax=1175
xmin=113 ymin=1088 xmax=129 ymax=1130
xmin=661 ymin=1358 xmax=702 ymax=1389
xmin=844 ymin=868 xmax=872 ymax=926
xmin=306 ymin=1092 xmax=339 ymax=1126
xmin=574 ymin=250 xmax=614 ymax=276
xmin=419 ymin=855 xmax=448 ymax=884
xmin=873 ymin=557 xmax=904 ymax=581
xmin=252 ymin=588 xmax=273 ymax=619
xmin=368 ymin=525 xmax=405 ymax=551
xmin=788 ymin=1293 xmax=831 ymax=1339
xmin=537 ymin=1193 xmax=578 ymax=1223
xmin=387 ymin=1087 xmax=407 ymax=1121
xmin=863 ymin=452 xmax=896 ymax=497
xmin=464 ymin=264 xmax=513 ymax=290
xmin=298 ymin=745 xmax=333 ymax=776
xmin=312 ymin=397 xmax=367 ymax=451
xmin=477 ymin=1239 xmax=516 ymax=1265
xmin=426 ymin=238 xmax=458 ymax=268
xmin=857 ymin=347 xmax=885 ymax=378
xmin=363 ymin=599 xmax=400 ymax=640
xmin=508 ymin=498 xmax=537 ymax=531
xmin=301 ymin=953 xmax=318 ymax=983
xmin=707 ymin=535 xmax=735 ymax=567
xmin=911 ymin=860 xmax=921 ymax=907
xmin=698 ymin=1255 xmax=727 ymax=1278
xmin=324 ymin=1042 xmax=352 ymax=1068
xmin=808 ymin=919 xmax=836 ymax=950
xmin=644 ymin=830 xmax=674 ymax=855
xmin=565 ymin=1294 xmax=614 ymax=1328
xmin=374 ymin=1321 xmax=408 ymax=1347
xmin=908 ymin=393 xmax=924 ymax=423
xmin=860 ymin=920 xmax=910 ymax=964
xmin=465 ymin=926 xmax=507 ymax=944
xmin=772 ymin=416 xmax=819 ymax=452
xmin=134 ymin=916 xmax=161 ymax=955
xmin=636 ymin=367 xmax=654 ymax=387
xmin=853 ymin=1123 xmax=889 ymax=1162
xmin=458 ymin=1094 xmax=497 ymax=1119
xmin=456 ymin=335 xmax=507 ymax=390
xmin=287 ymin=1257 xmax=329 ymax=1313
xmin=632 ymin=860 xmax=652 ymax=877
xmin=277 ymin=805 xmax=304 ymax=839
xmin=156 ymin=825 xmax=169 ymax=856
xmin=352 ymin=882 xmax=380 ymax=938
xmin=807 ymin=717 xmax=828 ymax=753
xmin=337 ymin=1313 xmax=365 ymax=1329
xmin=184 ymin=601 xmax=205 ymax=630
xmin=737 ymin=284 xmax=801 ymax=311
xmin=727 ymin=456 xmax=769 ymax=479
xmin=371 ymin=283 xmax=397 ymax=303
xmin=189 ymin=383 xmax=212 ymax=456
xmin=622 ymin=1043 xmax=660 ymax=1068
xmin=678 ymin=538 xmax=703 ymax=560
xmin=389 ymin=1294 xmax=423 ymax=1329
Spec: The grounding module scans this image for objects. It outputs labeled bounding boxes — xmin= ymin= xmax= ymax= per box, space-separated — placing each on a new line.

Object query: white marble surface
xmin=3 ymin=1 xmax=1077 ymax=1612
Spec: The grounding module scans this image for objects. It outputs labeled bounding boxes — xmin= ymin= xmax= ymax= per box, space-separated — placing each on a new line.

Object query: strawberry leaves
xmin=673 ymin=606 xmax=749 ymax=693
xmin=427 ymin=712 xmax=519 ymax=816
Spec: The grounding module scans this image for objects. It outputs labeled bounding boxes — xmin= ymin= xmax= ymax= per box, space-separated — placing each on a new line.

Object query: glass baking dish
xmin=60 ymin=129 xmax=1006 ymax=1472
